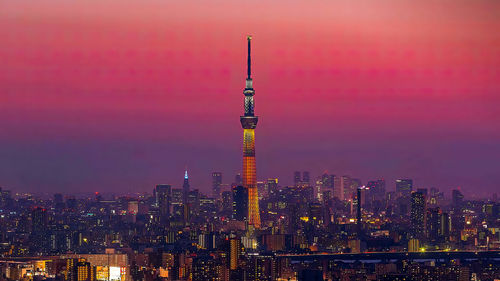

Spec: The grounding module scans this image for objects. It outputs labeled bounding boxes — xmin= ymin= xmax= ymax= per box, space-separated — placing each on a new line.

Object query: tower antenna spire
xmin=247 ymin=35 xmax=252 ymax=80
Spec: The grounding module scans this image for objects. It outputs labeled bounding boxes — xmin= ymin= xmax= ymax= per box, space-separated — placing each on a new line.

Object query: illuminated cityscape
xmin=1 ymin=1 xmax=500 ymax=280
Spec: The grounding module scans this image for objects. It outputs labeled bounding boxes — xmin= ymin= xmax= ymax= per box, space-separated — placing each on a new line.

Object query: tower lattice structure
xmin=240 ymin=35 xmax=261 ymax=228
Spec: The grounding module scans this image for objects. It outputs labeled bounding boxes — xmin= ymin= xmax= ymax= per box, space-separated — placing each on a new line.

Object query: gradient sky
xmin=0 ymin=0 xmax=499 ymax=197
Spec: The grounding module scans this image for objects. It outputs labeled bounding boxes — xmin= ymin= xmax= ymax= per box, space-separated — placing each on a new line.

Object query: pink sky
xmin=0 ymin=0 xmax=499 ymax=196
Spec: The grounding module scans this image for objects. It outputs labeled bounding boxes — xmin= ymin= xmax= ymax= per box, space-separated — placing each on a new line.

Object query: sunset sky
xmin=1 ymin=0 xmax=499 ymax=196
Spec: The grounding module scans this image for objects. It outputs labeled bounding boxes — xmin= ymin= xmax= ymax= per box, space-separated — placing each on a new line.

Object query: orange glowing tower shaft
xmin=240 ymin=35 xmax=261 ymax=228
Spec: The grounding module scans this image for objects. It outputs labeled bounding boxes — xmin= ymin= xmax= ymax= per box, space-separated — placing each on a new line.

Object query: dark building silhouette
xmin=232 ymin=185 xmax=248 ymax=221
xmin=212 ymin=172 xmax=222 ymax=200
xmin=302 ymin=171 xmax=310 ymax=185
xmin=452 ymin=189 xmax=464 ymax=209
xmin=396 ymin=179 xmax=413 ymax=198
xmin=427 ymin=207 xmax=441 ymax=242
xmin=294 ymin=171 xmax=301 ymax=186
xmin=155 ymin=184 xmax=171 ymax=223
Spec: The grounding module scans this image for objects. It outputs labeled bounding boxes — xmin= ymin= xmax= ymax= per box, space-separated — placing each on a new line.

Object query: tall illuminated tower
xmin=183 ymin=169 xmax=190 ymax=206
xmin=240 ymin=35 xmax=261 ymax=228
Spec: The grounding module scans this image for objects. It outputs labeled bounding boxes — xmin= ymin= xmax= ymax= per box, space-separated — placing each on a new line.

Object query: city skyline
xmin=1 ymin=2 xmax=499 ymax=280
xmin=1 ymin=1 xmax=499 ymax=196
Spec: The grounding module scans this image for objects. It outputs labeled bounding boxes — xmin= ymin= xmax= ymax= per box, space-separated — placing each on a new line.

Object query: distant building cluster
xmin=0 ymin=172 xmax=499 ymax=280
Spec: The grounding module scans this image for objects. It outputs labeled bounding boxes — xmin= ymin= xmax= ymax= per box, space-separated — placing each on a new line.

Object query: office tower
xmin=232 ymin=185 xmax=248 ymax=221
xmin=410 ymin=191 xmax=426 ymax=238
xmin=294 ymin=171 xmax=301 ymax=186
xmin=349 ymin=178 xmax=361 ymax=200
xmin=212 ymin=172 xmax=222 ymax=199
xmin=188 ymin=189 xmax=200 ymax=215
xmin=396 ymin=179 xmax=413 ymax=198
xmin=321 ymin=174 xmax=335 ymax=199
xmin=240 ymin=35 xmax=261 ymax=228
xmin=452 ymin=189 xmax=464 ymax=208
xmin=0 ymin=187 xmax=11 ymax=208
xmin=439 ymin=212 xmax=451 ymax=239
xmin=356 ymin=186 xmax=369 ymax=228
xmin=171 ymin=188 xmax=183 ymax=205
xmin=183 ymin=170 xmax=190 ymax=205
xmin=31 ymin=207 xmax=48 ymax=233
xmin=235 ymin=173 xmax=243 ymax=186
xmin=155 ymin=184 xmax=171 ymax=222
xmin=334 ymin=175 xmax=350 ymax=200
xmin=31 ymin=207 xmax=48 ymax=252
xmin=288 ymin=203 xmax=300 ymax=234
xmin=302 ymin=171 xmax=310 ymax=185
xmin=427 ymin=207 xmax=441 ymax=242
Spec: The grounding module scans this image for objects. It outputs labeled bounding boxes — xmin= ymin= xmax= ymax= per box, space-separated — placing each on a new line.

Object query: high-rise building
xmin=294 ymin=172 xmax=301 ymax=186
xmin=334 ymin=175 xmax=350 ymax=201
xmin=427 ymin=207 xmax=441 ymax=242
xmin=302 ymin=171 xmax=310 ymax=185
xmin=212 ymin=172 xmax=222 ymax=200
xmin=232 ymin=185 xmax=248 ymax=221
xmin=396 ymin=179 xmax=413 ymax=198
xmin=356 ymin=186 xmax=369 ymax=229
xmin=171 ymin=188 xmax=183 ymax=206
xmin=349 ymin=178 xmax=362 ymax=200
xmin=439 ymin=212 xmax=451 ymax=239
xmin=240 ymin=35 xmax=261 ymax=228
xmin=452 ymin=189 xmax=464 ymax=208
xmin=183 ymin=170 xmax=190 ymax=205
xmin=155 ymin=184 xmax=171 ymax=222
xmin=410 ymin=191 xmax=426 ymax=238
xmin=235 ymin=173 xmax=243 ymax=186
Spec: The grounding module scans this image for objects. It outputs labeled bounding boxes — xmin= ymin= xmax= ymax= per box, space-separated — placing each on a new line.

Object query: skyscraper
xmin=182 ymin=170 xmax=190 ymax=206
xmin=294 ymin=171 xmax=301 ymax=186
xmin=240 ymin=35 xmax=261 ymax=228
xmin=452 ymin=189 xmax=464 ymax=208
xmin=302 ymin=171 xmax=310 ymax=185
xmin=410 ymin=191 xmax=426 ymax=239
xmin=426 ymin=207 xmax=441 ymax=242
xmin=155 ymin=184 xmax=171 ymax=222
xmin=232 ymin=185 xmax=248 ymax=221
xmin=396 ymin=179 xmax=413 ymax=198
xmin=235 ymin=173 xmax=243 ymax=186
xmin=212 ymin=172 xmax=222 ymax=199
xmin=334 ymin=175 xmax=350 ymax=201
